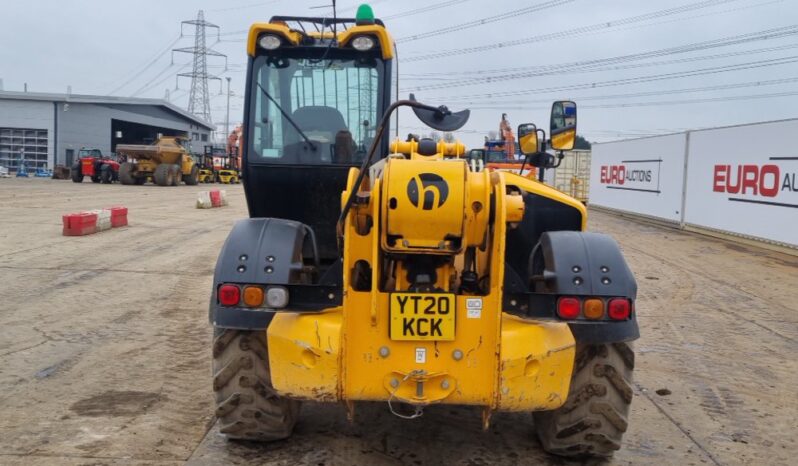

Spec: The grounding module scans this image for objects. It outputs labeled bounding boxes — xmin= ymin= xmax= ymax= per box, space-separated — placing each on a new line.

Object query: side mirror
xmin=517 ymin=123 xmax=538 ymax=156
xmin=550 ymin=101 xmax=577 ymax=151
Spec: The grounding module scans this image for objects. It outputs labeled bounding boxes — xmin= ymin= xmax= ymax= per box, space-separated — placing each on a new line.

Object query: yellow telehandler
xmin=209 ymin=5 xmax=638 ymax=459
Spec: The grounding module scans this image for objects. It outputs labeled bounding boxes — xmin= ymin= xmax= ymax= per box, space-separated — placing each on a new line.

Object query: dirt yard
xmin=0 ymin=177 xmax=796 ymax=465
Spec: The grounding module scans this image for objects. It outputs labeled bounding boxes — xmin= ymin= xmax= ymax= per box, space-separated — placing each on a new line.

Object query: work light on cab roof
xmin=351 ymin=35 xmax=375 ymax=51
xmin=258 ymin=34 xmax=281 ymax=50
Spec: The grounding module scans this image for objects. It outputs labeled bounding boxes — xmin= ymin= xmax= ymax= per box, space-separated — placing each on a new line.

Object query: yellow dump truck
xmin=116 ymin=136 xmax=199 ymax=186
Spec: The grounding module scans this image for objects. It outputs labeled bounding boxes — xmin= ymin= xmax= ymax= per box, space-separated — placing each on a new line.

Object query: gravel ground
xmin=0 ymin=177 xmax=796 ymax=465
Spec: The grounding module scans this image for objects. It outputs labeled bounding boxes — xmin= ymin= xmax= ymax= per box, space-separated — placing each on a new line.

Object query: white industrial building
xmin=0 ymin=90 xmax=215 ymax=170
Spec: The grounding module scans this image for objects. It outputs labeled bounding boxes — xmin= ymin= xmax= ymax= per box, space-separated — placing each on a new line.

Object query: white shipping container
xmin=588 ymin=133 xmax=688 ymax=223
xmin=549 ymin=150 xmax=591 ymax=202
xmin=684 ymin=119 xmax=798 ymax=247
xmin=584 ymin=118 xmax=798 ymax=250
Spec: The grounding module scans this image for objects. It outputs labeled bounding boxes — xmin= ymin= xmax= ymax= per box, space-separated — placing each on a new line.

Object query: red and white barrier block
xmin=62 ymin=206 xmax=128 ymax=236
xmin=108 ymin=206 xmax=128 ymax=227
xmin=89 ymin=209 xmax=112 ymax=231
xmin=197 ymin=189 xmax=228 ymax=209
xmin=62 ymin=212 xmax=98 ymax=236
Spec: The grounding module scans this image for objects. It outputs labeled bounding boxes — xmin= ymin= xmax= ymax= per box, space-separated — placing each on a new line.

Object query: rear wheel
xmin=184 ymin=165 xmax=199 ymax=185
xmin=534 ymin=342 xmax=634 ymax=458
xmin=119 ymin=162 xmax=136 ymax=185
xmin=170 ymin=164 xmax=181 ymax=186
xmin=100 ymin=164 xmax=114 ymax=184
xmin=153 ymin=164 xmax=171 ymax=186
xmin=70 ymin=164 xmax=83 ymax=183
xmin=212 ymin=329 xmax=300 ymax=441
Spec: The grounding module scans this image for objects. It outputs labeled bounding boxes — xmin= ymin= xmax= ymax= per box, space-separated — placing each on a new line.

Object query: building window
xmin=0 ymin=127 xmax=48 ymax=169
xmin=201 ymin=133 xmax=208 ymax=142
xmin=192 ymin=132 xmax=200 ymax=141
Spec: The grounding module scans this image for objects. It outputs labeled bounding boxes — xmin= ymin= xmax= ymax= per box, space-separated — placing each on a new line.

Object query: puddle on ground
xmin=70 ymin=390 xmax=162 ymax=417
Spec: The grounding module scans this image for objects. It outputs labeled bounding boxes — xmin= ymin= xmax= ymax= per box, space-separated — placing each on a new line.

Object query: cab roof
xmin=247 ymin=15 xmax=394 ymax=60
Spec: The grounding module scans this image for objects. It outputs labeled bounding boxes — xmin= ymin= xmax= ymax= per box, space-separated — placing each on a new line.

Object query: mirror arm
xmin=537 ymin=129 xmax=547 ymax=152
xmin=518 ymin=128 xmax=547 ymax=177
xmin=552 ymin=150 xmax=565 ymax=169
xmin=519 ymin=153 xmax=529 ymax=177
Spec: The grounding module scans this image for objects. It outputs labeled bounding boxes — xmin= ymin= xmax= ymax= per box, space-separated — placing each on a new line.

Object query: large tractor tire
xmin=170 ymin=164 xmax=181 ymax=186
xmin=119 ymin=162 xmax=136 ymax=185
xmin=534 ymin=342 xmax=634 ymax=459
xmin=212 ymin=329 xmax=300 ymax=441
xmin=184 ymin=165 xmax=199 ymax=185
xmin=70 ymin=164 xmax=83 ymax=183
xmin=153 ymin=164 xmax=172 ymax=186
xmin=100 ymin=164 xmax=114 ymax=184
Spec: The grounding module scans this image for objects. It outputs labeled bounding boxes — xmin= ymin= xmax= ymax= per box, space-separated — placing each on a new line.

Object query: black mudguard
xmin=532 ymin=231 xmax=639 ymax=344
xmin=209 ymin=217 xmax=308 ymax=330
xmin=531 ymin=231 xmax=637 ymax=297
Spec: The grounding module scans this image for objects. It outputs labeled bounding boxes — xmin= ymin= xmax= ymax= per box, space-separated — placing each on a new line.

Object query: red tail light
xmin=557 ymin=297 xmax=581 ymax=319
xmin=608 ymin=298 xmax=631 ymax=320
xmin=218 ymin=284 xmax=240 ymax=306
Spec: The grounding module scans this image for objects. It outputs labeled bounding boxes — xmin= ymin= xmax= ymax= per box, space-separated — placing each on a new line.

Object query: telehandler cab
xmin=209 ymin=5 xmax=638 ymax=459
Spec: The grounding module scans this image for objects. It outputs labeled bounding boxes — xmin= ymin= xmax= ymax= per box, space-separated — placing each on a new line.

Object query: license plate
xmin=389 ymin=293 xmax=455 ymax=341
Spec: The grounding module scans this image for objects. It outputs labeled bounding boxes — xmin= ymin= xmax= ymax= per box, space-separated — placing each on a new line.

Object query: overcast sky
xmin=1 ymin=0 xmax=797 ymax=147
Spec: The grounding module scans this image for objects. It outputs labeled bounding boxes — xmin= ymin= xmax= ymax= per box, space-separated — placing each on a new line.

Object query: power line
xmin=131 ymin=60 xmax=242 ymax=99
xmin=405 ymin=90 xmax=798 ymax=138
xmin=207 ymin=0 xmax=280 ymax=13
xmin=129 ymin=63 xmax=179 ymax=97
xmin=131 ymin=63 xmax=192 ymax=97
xmin=402 ymin=0 xmax=759 ymax=62
xmin=427 ymin=55 xmax=798 ymax=102
xmin=571 ymin=91 xmax=798 ymax=110
xmin=402 ymin=37 xmax=797 ymax=81
xmin=383 ymin=0 xmax=473 ymax=20
xmin=405 ymin=42 xmax=798 ymax=90
xmin=463 ymin=76 xmax=798 ymax=107
xmin=336 ymin=0 xmax=391 ymax=14
xmin=214 ymin=0 xmax=393 ymax=38
xmin=395 ymin=0 xmax=575 ymax=44
xmin=401 ymin=26 xmax=798 ymax=90
xmin=462 ymin=91 xmax=798 ymax=111
xmin=399 ymin=38 xmax=796 ymax=85
xmin=106 ymin=35 xmax=182 ymax=95
xmin=215 ymin=0 xmax=470 ymax=39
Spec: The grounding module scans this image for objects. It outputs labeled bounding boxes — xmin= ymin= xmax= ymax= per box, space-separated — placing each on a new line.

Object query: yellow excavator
xmin=208 ymin=5 xmax=638 ymax=459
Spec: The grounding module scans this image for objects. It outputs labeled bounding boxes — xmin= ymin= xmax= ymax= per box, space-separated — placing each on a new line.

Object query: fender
xmin=504 ymin=231 xmax=639 ymax=344
xmin=209 ymin=218 xmax=340 ymax=330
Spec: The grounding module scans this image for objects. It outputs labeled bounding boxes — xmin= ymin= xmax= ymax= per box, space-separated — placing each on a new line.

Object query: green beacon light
xmin=355 ymin=4 xmax=375 ymax=25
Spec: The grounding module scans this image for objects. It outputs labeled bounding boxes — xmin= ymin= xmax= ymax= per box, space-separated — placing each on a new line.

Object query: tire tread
xmin=212 ymin=329 xmax=299 ymax=441
xmin=534 ymin=342 xmax=634 ymax=458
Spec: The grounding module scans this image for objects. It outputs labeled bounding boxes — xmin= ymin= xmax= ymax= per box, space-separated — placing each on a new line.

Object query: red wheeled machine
xmin=71 ymin=148 xmax=120 ymax=184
